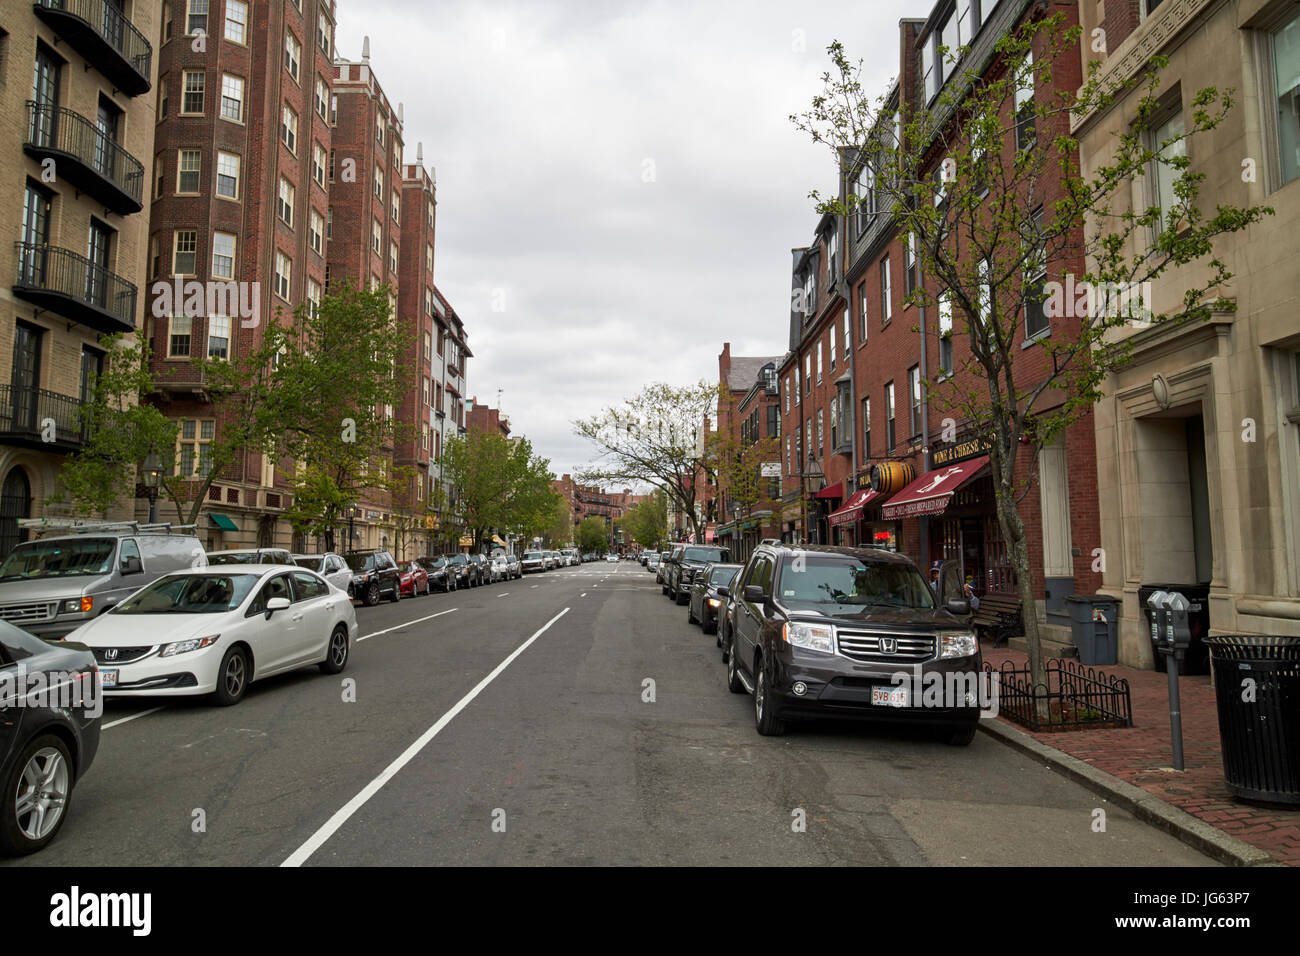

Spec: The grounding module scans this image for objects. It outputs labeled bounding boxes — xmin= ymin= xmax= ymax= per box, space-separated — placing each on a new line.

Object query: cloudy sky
xmin=335 ymin=0 xmax=912 ymax=476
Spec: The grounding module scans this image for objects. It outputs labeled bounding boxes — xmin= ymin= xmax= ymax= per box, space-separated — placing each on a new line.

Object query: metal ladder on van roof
xmin=16 ymin=518 xmax=198 ymax=536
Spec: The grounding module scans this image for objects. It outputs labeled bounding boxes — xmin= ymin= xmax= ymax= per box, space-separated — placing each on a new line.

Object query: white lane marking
xmin=581 ymin=592 xmax=587 ymax=598
xmin=358 ymin=608 xmax=457 ymax=642
xmin=530 ymin=584 xmax=538 ymax=588
xmin=497 ymin=592 xmax=509 ymax=597
xmin=282 ymin=607 xmax=571 ymax=867
xmin=102 ymin=706 xmax=165 ymax=730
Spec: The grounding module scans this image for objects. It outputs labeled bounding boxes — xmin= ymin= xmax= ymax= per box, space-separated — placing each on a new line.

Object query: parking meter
xmin=1147 ymin=590 xmax=1169 ymax=657
xmin=1157 ymin=590 xmax=1188 ymax=771
xmin=1165 ymin=592 xmax=1191 ymax=657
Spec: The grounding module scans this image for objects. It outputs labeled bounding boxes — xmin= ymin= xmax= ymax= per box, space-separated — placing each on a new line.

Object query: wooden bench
xmin=972 ymin=593 xmax=1022 ymax=647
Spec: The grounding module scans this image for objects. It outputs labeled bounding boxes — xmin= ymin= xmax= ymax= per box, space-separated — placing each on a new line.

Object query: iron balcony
xmin=32 ymin=0 xmax=152 ymax=96
xmin=13 ymin=242 xmax=138 ymax=335
xmin=24 ymin=102 xmax=145 ymax=214
xmin=0 ymin=385 xmax=89 ymax=452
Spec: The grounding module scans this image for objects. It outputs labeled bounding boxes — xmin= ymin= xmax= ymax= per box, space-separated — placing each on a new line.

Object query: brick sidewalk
xmin=980 ymin=642 xmax=1300 ymax=865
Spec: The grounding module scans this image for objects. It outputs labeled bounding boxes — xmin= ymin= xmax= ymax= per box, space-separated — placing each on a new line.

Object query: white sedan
xmin=64 ymin=565 xmax=358 ymax=706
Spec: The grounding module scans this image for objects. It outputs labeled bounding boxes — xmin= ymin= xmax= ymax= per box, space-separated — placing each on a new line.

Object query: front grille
xmin=0 ymin=601 xmax=57 ymax=623
xmin=836 ymin=630 xmax=935 ymax=663
xmin=92 ymin=646 xmax=154 ymax=664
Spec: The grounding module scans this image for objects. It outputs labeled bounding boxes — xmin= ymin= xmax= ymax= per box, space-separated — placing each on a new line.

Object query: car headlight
xmin=783 ymin=621 xmax=835 ymax=654
xmin=160 ymin=635 xmax=220 ymax=657
xmin=64 ymin=597 xmax=94 ymax=613
xmin=707 ymin=598 xmax=721 ymax=608
xmin=939 ymin=631 xmax=978 ymax=659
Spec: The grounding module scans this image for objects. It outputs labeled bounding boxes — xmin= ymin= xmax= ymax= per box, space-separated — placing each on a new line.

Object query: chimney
xmin=416 ymin=142 xmax=423 ymax=164
xmin=362 ymin=36 xmax=370 ymax=60
xmin=398 ymin=102 xmax=404 ymax=123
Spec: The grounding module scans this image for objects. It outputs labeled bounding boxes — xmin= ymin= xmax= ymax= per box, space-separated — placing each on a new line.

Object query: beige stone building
xmin=0 ymin=0 xmax=157 ymax=553
xmin=1076 ymin=0 xmax=1300 ymax=665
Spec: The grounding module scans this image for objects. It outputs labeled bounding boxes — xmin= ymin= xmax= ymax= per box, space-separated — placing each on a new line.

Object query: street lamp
xmin=800 ymin=453 xmax=825 ymax=545
xmin=346 ymin=503 xmax=359 ymax=548
xmin=141 ymin=451 xmax=162 ymax=524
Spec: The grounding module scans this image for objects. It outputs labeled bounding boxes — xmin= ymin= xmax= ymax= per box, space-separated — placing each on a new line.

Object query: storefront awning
xmin=815 ymin=481 xmax=843 ymax=500
xmin=827 ymin=488 xmax=882 ymax=527
xmin=880 ymin=455 xmax=989 ymax=520
xmin=209 ymin=513 xmax=239 ymax=532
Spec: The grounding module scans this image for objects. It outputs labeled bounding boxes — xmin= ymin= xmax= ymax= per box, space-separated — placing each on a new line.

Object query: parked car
xmin=417 ymin=556 xmax=455 ymax=592
xmin=444 ymin=553 xmax=477 ymax=588
xmin=605 ymin=554 xmax=618 ymax=563
xmin=521 ymin=551 xmax=546 ymax=574
xmin=468 ymin=554 xmax=493 ymax=584
xmin=489 ymin=555 xmax=510 ymax=582
xmin=722 ymin=543 xmax=980 ymax=743
xmin=398 ymin=561 xmax=430 ymax=597
xmin=293 ymin=553 xmax=353 ymax=593
xmin=504 ymin=554 xmax=522 ymax=579
xmin=0 ymin=621 xmax=100 ymax=855
xmin=655 ymin=550 xmax=674 ymax=585
xmin=207 ymin=548 xmax=295 ymax=567
xmin=66 ymin=566 xmax=356 ymax=707
xmin=666 ymin=545 xmax=732 ymax=604
xmin=646 ymin=553 xmax=661 ymax=573
xmin=344 ymin=549 xmax=402 ymax=605
xmin=687 ymin=563 xmax=742 ymax=634
xmin=0 ymin=524 xmax=207 ymax=640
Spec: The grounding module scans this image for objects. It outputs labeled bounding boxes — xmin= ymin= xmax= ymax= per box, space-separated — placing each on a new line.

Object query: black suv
xmin=721 ymin=544 xmax=981 ymax=744
xmin=665 ymin=545 xmax=732 ymax=604
xmin=444 ymin=553 xmax=477 ymax=588
xmin=344 ymin=549 xmax=402 ymax=606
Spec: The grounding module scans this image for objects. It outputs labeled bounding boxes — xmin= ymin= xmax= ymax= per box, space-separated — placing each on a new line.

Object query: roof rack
xmin=16 ymin=518 xmax=198 ymax=536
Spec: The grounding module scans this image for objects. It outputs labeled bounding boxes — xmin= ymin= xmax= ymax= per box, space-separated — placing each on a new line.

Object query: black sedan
xmin=0 ymin=621 xmax=101 ymax=855
xmin=417 ymin=556 xmax=456 ymax=592
xmin=686 ymin=563 xmax=742 ymax=635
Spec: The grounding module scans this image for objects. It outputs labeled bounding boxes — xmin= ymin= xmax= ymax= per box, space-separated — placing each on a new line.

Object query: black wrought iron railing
xmin=25 ymin=102 xmax=144 ymax=206
xmin=13 ymin=242 xmax=138 ymax=328
xmin=33 ymin=0 xmax=152 ymax=90
xmin=985 ymin=658 xmax=1133 ymax=732
xmin=0 ymin=385 xmax=88 ymax=447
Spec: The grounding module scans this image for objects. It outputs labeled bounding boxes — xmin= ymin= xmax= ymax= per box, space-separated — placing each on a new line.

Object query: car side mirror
xmin=266 ymin=596 xmax=291 ymax=616
xmin=717 ymin=586 xmax=730 ymax=598
xmin=743 ymin=584 xmax=765 ymax=603
xmin=946 ymin=598 xmax=971 ymax=616
xmin=120 ymin=555 xmax=142 ymax=575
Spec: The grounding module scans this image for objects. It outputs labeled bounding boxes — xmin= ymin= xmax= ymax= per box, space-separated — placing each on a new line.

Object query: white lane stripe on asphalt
xmin=581 ymin=592 xmax=587 ymax=598
xmin=102 ymin=706 xmax=165 ymax=730
xmin=530 ymin=584 xmax=538 ymax=588
xmin=497 ymin=592 xmax=509 ymax=597
xmin=358 ymin=608 xmax=457 ymax=642
xmin=281 ymin=606 xmax=571 ymax=867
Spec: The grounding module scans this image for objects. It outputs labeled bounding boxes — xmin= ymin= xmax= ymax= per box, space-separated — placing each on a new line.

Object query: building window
xmin=794 ymin=367 xmax=801 ymax=404
xmin=309 ymin=209 xmax=323 ymax=255
xmin=182 ymin=71 xmax=205 ymax=114
xmin=328 ymin=149 xmax=335 ymax=183
xmin=1272 ymin=11 xmax=1300 ymax=187
xmin=424 ymin=332 xmax=432 ymax=362
xmin=978 ymin=258 xmax=991 ymax=326
xmin=1150 ymin=106 xmax=1186 ymax=236
xmin=330 ymin=94 xmax=337 ymax=126
xmin=150 ymin=236 xmax=160 ymax=279
xmin=224 ymin=0 xmax=247 ymax=43
xmin=186 ymin=0 xmax=208 ymax=36
xmin=212 ymin=232 xmax=235 ymax=278
xmin=158 ymin=77 xmax=168 ymax=119
xmin=376 ymin=114 xmax=385 ymax=146
xmin=312 ymin=143 xmax=326 ymax=189
xmin=282 ymin=104 xmax=298 ymax=152
xmin=306 ymin=278 xmax=321 ymax=318
xmin=938 ymin=292 xmax=954 ymax=376
xmin=207 ymin=315 xmax=230 ymax=360
xmin=275 ymin=252 xmax=291 ymax=300
xmin=389 ymin=239 xmax=399 ymax=274
xmin=881 ymin=256 xmax=892 ymax=322
xmin=392 ymin=190 xmax=400 ymax=223
xmin=168 ymin=315 xmax=192 ymax=357
xmin=318 ymin=15 xmax=332 ymax=55
xmin=277 ymin=177 xmax=294 ymax=227
xmin=176 ymin=149 xmax=200 ymax=193
xmin=326 ymin=207 xmax=332 ymax=240
xmin=216 ymin=150 xmax=240 ymax=199
xmin=843 ymin=309 xmax=851 ymax=358
xmin=177 ymin=420 xmax=215 ymax=477
xmin=908 ymin=365 xmax=921 ymax=438
xmin=904 ymin=232 xmax=917 ymax=295
xmin=426 ymin=245 xmax=434 ymax=274
xmin=173 ymin=230 xmax=197 ymax=275
xmin=857 ymin=283 xmax=868 ymax=344
xmin=784 ymin=376 xmax=791 ymax=413
xmin=285 ymin=32 xmax=301 ymax=82
xmin=861 ymin=397 xmax=871 ymax=461
xmin=1024 ymin=207 xmax=1049 ymax=339
xmin=829 ymin=326 xmax=837 ymax=371
xmin=316 ymin=76 xmax=329 ymax=120
xmin=220 ymin=74 xmax=244 ymax=122
xmin=884 ymin=381 xmax=895 ymax=450
xmin=374 ymin=165 xmax=384 ymax=199
xmin=829 ymin=393 xmax=838 ymax=449
xmin=816 ymin=342 xmax=823 ymax=383
xmin=1016 ymin=50 xmax=1035 ymax=151
xmin=804 ymin=355 xmax=812 ymax=393
xmin=372 ymin=218 xmax=382 ymax=253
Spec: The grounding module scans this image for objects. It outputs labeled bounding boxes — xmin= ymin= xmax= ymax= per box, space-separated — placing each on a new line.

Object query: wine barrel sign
xmin=869 ymin=461 xmax=915 ymax=495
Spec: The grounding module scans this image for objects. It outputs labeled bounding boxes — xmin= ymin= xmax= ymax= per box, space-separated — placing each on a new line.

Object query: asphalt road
xmin=9 ymin=561 xmax=1216 ymax=867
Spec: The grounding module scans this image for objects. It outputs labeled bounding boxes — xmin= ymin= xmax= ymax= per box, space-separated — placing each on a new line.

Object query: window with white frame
xmin=306 ymin=278 xmax=320 ymax=318
xmin=224 ymin=0 xmax=247 ymax=43
xmin=843 ymin=308 xmax=851 ymax=358
xmin=372 ymin=218 xmax=382 ymax=253
xmin=1023 ymin=208 xmax=1049 ymax=339
xmin=374 ymin=164 xmax=383 ymax=199
xmin=829 ymin=324 xmax=837 ymax=370
xmin=168 ymin=314 xmax=192 ymax=357
xmin=173 ymin=230 xmax=197 ymax=275
xmin=315 ymin=76 xmax=329 ymax=120
xmin=1150 ymin=105 xmax=1187 ymax=236
xmin=1272 ymin=10 xmax=1300 ymax=187
xmin=284 ymin=32 xmax=301 ymax=81
xmin=182 ymin=71 xmax=204 ymax=113
xmin=1016 ymin=50 xmax=1035 ymax=150
xmin=881 ymin=256 xmax=892 ymax=322
xmin=309 ymin=209 xmax=323 ymax=255
xmin=884 ymin=381 xmax=896 ymax=450
xmin=938 ymin=292 xmax=954 ymax=376
xmin=311 ymin=142 xmax=326 ymax=189
xmin=389 ymin=238 xmax=398 ymax=275
xmin=392 ymin=189 xmax=400 ymax=223
xmin=216 ymin=150 xmax=239 ymax=199
xmin=318 ymin=14 xmax=332 ymax=54
xmin=212 ymin=231 xmax=235 ymax=278
xmin=861 ymin=397 xmax=871 ymax=461
xmin=177 ymin=419 xmax=215 ymax=477
xmin=804 ymin=354 xmax=812 ymax=393
xmin=282 ymin=104 xmax=297 ymax=152
xmin=207 ymin=315 xmax=230 ymax=360
xmin=275 ymin=252 xmax=291 ymax=300
xmin=277 ymin=177 xmax=294 ymax=227
xmin=220 ymin=74 xmax=244 ymax=122
xmin=186 ymin=0 xmax=208 ymax=36
xmin=978 ymin=257 xmax=991 ymax=326
xmin=177 ymin=149 xmax=200 ymax=193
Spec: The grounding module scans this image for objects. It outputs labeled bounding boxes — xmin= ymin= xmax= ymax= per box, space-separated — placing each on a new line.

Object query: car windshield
xmin=0 ymin=538 xmax=116 ymax=581
xmin=778 ymin=558 xmax=935 ymax=609
xmin=421 ymin=557 xmax=446 ymax=569
xmin=709 ymin=565 xmax=741 ymax=586
xmin=294 ymin=557 xmax=325 ymax=571
xmin=344 ymin=554 xmax=377 ymax=571
xmin=683 ymin=548 xmax=727 ymax=563
xmin=209 ymin=552 xmax=262 ymax=565
xmin=524 ymin=552 xmax=542 ymax=560
xmin=113 ymin=573 xmax=259 ymax=614
xmin=447 ymin=555 xmax=467 ymax=565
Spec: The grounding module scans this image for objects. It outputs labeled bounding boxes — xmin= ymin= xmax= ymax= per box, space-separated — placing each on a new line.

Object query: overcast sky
xmin=335 ymin=0 xmax=912 ymax=478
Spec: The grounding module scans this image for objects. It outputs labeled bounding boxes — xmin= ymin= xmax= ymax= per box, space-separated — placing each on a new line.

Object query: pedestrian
xmin=929 ymin=560 xmax=943 ymax=602
xmin=963 ymin=575 xmax=980 ymax=612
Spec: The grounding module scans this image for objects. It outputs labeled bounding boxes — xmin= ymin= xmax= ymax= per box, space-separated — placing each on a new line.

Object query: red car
xmin=398 ymin=561 xmax=430 ymax=597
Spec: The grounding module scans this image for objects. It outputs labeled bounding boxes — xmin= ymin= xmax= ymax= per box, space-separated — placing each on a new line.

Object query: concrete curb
xmin=978 ymin=717 xmax=1279 ymax=867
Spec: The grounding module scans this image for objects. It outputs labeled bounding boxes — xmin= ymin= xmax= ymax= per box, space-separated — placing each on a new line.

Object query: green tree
xmin=576 ymin=516 xmax=608 ymax=554
xmin=623 ymin=492 xmax=667 ymax=551
xmin=712 ymin=432 xmax=781 ymax=522
xmin=440 ymin=431 xmax=560 ymax=551
xmin=540 ymin=495 xmax=572 ymax=549
xmin=791 ymin=12 xmax=1271 ymax=696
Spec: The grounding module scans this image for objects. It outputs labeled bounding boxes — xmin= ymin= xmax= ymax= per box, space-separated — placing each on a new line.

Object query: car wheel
xmin=675 ymin=587 xmax=688 ymax=606
xmin=389 ymin=581 xmax=401 ymax=603
xmin=704 ymin=614 xmax=717 ymax=636
xmin=320 ymin=625 xmax=350 ymax=674
xmin=725 ymin=635 xmax=745 ymax=693
xmin=945 ymin=723 xmax=978 ymax=747
xmin=754 ymin=655 xmax=786 ymax=737
xmin=364 ymin=582 xmax=380 ymax=607
xmin=687 ymin=601 xmax=697 ymax=625
xmin=213 ymin=645 xmax=249 ymax=706
xmin=0 ymin=734 xmax=73 ymax=856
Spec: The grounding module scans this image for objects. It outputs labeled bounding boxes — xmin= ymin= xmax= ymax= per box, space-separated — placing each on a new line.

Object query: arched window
xmin=0 ymin=469 xmax=33 ymax=559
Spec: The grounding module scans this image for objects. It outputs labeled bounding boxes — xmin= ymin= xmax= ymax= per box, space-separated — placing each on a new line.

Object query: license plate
xmin=100 ymin=669 xmax=118 ymax=688
xmin=871 ymin=685 xmax=909 ymax=708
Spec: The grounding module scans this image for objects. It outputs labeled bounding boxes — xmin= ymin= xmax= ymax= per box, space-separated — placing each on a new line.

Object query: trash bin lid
xmin=1205 ymin=635 xmax=1300 ymax=661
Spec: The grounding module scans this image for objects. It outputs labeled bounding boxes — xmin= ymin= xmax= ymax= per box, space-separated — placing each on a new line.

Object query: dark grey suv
xmin=721 ymin=544 xmax=981 ymax=743
xmin=344 ymin=549 xmax=402 ymax=606
xmin=665 ymin=545 xmax=732 ymax=604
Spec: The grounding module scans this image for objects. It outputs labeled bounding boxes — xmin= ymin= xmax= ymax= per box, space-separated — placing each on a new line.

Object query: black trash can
xmin=1138 ymin=583 xmax=1211 ymax=675
xmin=1065 ymin=595 xmax=1120 ymax=666
xmin=1205 ymin=635 xmax=1300 ymax=806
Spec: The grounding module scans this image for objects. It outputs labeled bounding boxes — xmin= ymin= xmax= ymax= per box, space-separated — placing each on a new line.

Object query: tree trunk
xmin=992 ymin=478 xmax=1049 ymax=721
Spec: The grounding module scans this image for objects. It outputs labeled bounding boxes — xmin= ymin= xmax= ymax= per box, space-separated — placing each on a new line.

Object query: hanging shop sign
xmin=930 ymin=434 xmax=993 ymax=468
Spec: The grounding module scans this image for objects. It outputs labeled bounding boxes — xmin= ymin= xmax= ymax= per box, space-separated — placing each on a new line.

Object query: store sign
xmin=760 ymin=462 xmax=781 ymax=478
xmin=930 ymin=435 xmax=992 ymax=467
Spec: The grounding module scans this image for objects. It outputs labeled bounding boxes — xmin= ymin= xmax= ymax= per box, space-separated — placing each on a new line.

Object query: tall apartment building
xmin=0 ymin=0 xmax=158 ymax=555
xmin=466 ymin=397 xmax=510 ymax=439
xmin=145 ymin=0 xmax=337 ymax=551
xmin=714 ymin=343 xmax=782 ymax=561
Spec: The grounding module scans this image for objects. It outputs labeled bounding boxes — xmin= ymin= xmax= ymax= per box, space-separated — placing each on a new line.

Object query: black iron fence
xmin=985 ymin=658 xmax=1133 ymax=732
xmin=35 ymin=0 xmax=152 ymax=85
xmin=0 ymin=385 xmax=88 ymax=447
xmin=26 ymin=101 xmax=145 ymax=205
xmin=13 ymin=242 xmax=138 ymax=327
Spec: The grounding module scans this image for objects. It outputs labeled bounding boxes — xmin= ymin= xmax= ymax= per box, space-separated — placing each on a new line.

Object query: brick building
xmin=0 ymin=0 xmax=158 ymax=554
xmin=466 ymin=397 xmax=509 ymax=439
xmin=714 ymin=343 xmax=782 ymax=561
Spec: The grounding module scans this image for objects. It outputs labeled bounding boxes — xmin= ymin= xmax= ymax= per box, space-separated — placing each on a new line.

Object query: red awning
xmin=827 ymin=488 xmax=882 ymax=527
xmin=815 ymin=481 xmax=843 ymax=500
xmin=880 ymin=455 xmax=989 ymax=520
